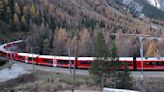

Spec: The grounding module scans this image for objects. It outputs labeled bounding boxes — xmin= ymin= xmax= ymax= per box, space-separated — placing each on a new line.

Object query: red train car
xmin=77 ymin=57 xmax=94 ymax=69
xmin=37 ymin=55 xmax=56 ymax=66
xmin=136 ymin=57 xmax=164 ymax=70
xmin=55 ymin=56 xmax=75 ymax=68
xmin=16 ymin=53 xmax=39 ymax=64
xmin=119 ymin=57 xmax=134 ymax=70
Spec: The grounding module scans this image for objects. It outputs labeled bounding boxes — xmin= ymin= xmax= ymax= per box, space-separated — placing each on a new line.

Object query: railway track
xmin=12 ymin=61 xmax=164 ymax=78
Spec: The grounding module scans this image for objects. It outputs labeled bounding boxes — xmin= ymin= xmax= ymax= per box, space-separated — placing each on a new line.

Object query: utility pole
xmin=139 ymin=37 xmax=144 ymax=79
xmin=31 ymin=47 xmax=35 ymax=70
xmin=72 ymin=45 xmax=77 ymax=92
xmin=11 ymin=43 xmax=14 ymax=64
xmin=68 ymin=48 xmax=72 ymax=74
xmin=68 ymin=0 xmax=72 ymax=74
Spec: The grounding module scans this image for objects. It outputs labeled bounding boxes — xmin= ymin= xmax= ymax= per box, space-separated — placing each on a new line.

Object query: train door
xmin=25 ymin=57 xmax=28 ymax=63
xmin=133 ymin=56 xmax=137 ymax=71
xmin=53 ymin=59 xmax=57 ymax=67
xmin=75 ymin=57 xmax=77 ymax=69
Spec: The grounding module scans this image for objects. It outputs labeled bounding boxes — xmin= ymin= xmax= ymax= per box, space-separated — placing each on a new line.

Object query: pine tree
xmin=90 ymin=32 xmax=110 ymax=89
xmin=94 ymin=32 xmax=109 ymax=59
xmin=90 ymin=32 xmax=132 ymax=89
xmin=43 ymin=39 xmax=50 ymax=54
xmin=116 ymin=64 xmax=133 ymax=89
xmin=9 ymin=0 xmax=14 ymax=21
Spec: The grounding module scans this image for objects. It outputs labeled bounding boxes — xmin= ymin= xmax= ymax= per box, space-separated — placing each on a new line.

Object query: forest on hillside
xmin=1 ymin=0 xmax=164 ymax=57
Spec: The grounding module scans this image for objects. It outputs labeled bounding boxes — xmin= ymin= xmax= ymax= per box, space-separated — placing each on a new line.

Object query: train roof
xmin=55 ymin=56 xmax=75 ymax=60
xmin=38 ymin=55 xmax=55 ymax=59
xmin=18 ymin=53 xmax=39 ymax=57
xmin=119 ymin=57 xmax=133 ymax=61
xmin=78 ymin=57 xmax=95 ymax=60
xmin=0 ymin=40 xmax=23 ymax=53
xmin=78 ymin=57 xmax=133 ymax=61
xmin=38 ymin=55 xmax=75 ymax=60
xmin=137 ymin=57 xmax=164 ymax=61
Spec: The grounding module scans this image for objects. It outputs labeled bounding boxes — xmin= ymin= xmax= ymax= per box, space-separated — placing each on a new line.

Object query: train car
xmin=119 ymin=57 xmax=134 ymax=70
xmin=16 ymin=53 xmax=39 ymax=64
xmin=0 ymin=40 xmax=22 ymax=59
xmin=0 ymin=51 xmax=12 ymax=59
xmin=4 ymin=43 xmax=12 ymax=49
xmin=76 ymin=57 xmax=136 ymax=70
xmin=0 ymin=51 xmax=2 ymax=57
xmin=0 ymin=51 xmax=5 ymax=57
xmin=37 ymin=55 xmax=56 ymax=66
xmin=6 ymin=52 xmax=17 ymax=60
xmin=77 ymin=57 xmax=94 ymax=69
xmin=137 ymin=57 xmax=164 ymax=70
xmin=55 ymin=56 xmax=75 ymax=68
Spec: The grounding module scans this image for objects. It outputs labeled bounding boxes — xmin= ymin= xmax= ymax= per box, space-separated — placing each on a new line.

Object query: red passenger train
xmin=0 ymin=40 xmax=164 ymax=70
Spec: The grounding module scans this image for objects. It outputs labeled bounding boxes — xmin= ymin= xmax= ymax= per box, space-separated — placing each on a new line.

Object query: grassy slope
xmin=0 ymin=70 xmax=164 ymax=92
xmin=0 ymin=70 xmax=100 ymax=92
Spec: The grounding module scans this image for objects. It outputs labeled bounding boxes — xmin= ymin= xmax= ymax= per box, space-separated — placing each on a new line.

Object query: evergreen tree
xmin=90 ymin=32 xmax=110 ymax=89
xmin=116 ymin=63 xmax=133 ymax=89
xmin=9 ymin=0 xmax=15 ymax=21
xmin=90 ymin=33 xmax=132 ymax=89
xmin=110 ymin=42 xmax=132 ymax=89
xmin=43 ymin=39 xmax=50 ymax=55
xmin=94 ymin=32 xmax=109 ymax=59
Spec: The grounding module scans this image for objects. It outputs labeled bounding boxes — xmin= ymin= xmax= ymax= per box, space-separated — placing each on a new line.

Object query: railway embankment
xmin=0 ymin=63 xmax=29 ymax=83
xmin=0 ymin=70 xmax=164 ymax=92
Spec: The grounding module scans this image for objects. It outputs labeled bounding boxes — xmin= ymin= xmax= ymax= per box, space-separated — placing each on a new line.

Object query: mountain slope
xmin=147 ymin=0 xmax=161 ymax=9
xmin=146 ymin=0 xmax=164 ymax=10
xmin=0 ymin=0 xmax=164 ymax=56
xmin=134 ymin=0 xmax=164 ymax=20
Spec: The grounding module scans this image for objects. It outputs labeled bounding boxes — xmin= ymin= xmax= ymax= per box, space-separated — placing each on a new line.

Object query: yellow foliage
xmin=21 ymin=16 xmax=26 ymax=24
xmin=145 ymin=41 xmax=158 ymax=57
xmin=14 ymin=2 xmax=21 ymax=14
xmin=30 ymin=3 xmax=36 ymax=16
xmin=13 ymin=13 xmax=19 ymax=23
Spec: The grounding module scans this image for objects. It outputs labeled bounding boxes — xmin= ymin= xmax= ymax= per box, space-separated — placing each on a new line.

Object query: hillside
xmin=134 ymin=0 xmax=164 ymax=20
xmin=1 ymin=0 xmax=164 ymax=56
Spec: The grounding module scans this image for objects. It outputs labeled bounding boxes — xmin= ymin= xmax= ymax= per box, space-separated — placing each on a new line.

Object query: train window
xmin=80 ymin=61 xmax=91 ymax=65
xmin=156 ymin=62 xmax=164 ymax=66
xmin=145 ymin=62 xmax=150 ymax=65
xmin=18 ymin=56 xmax=23 ymax=59
xmin=43 ymin=59 xmax=53 ymax=64
xmin=58 ymin=60 xmax=74 ymax=64
xmin=28 ymin=57 xmax=35 ymax=61
xmin=4 ymin=53 xmax=6 ymax=56
xmin=150 ymin=62 xmax=156 ymax=65
xmin=145 ymin=62 xmax=164 ymax=66
xmin=123 ymin=62 xmax=132 ymax=66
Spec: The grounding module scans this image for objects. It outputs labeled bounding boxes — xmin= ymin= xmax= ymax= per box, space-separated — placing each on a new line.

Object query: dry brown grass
xmin=0 ymin=70 xmax=164 ymax=92
xmin=0 ymin=70 xmax=100 ymax=92
xmin=133 ymin=77 xmax=164 ymax=92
